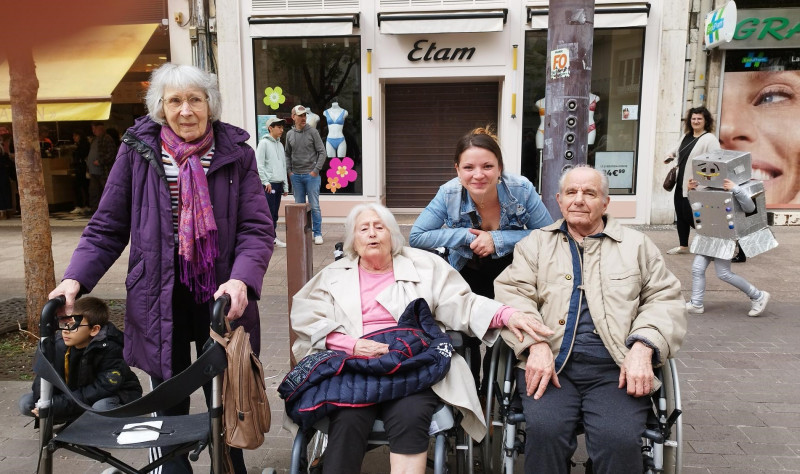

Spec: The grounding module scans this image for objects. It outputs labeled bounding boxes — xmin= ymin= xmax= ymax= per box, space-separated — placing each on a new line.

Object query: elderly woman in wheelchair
xmin=282 ymin=203 xmax=552 ymax=473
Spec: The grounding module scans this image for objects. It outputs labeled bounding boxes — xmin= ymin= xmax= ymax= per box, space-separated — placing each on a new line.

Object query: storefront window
xmin=253 ymin=36 xmax=362 ymax=195
xmin=522 ymin=29 xmax=645 ymax=194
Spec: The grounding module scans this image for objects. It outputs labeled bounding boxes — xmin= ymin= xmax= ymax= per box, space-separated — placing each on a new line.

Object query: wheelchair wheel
xmin=290 ymin=429 xmax=327 ymax=474
xmin=483 ymin=342 xmax=521 ymax=474
xmin=659 ymin=359 xmax=682 ymax=474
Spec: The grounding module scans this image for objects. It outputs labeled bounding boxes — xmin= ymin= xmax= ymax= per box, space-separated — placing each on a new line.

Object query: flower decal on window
xmin=263 ymin=87 xmax=286 ymax=110
xmin=326 ymin=177 xmax=342 ymax=193
xmin=326 ymin=157 xmax=358 ymax=189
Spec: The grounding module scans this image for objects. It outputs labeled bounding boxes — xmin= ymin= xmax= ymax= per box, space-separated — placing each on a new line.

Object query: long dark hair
xmin=683 ymin=106 xmax=714 ymax=134
xmin=453 ymin=126 xmax=504 ymax=171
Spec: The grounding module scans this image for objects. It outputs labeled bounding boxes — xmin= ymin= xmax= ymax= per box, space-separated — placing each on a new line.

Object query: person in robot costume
xmin=686 ymin=150 xmax=777 ymax=317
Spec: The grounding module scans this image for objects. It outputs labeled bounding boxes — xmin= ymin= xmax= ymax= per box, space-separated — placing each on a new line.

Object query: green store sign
xmin=722 ymin=8 xmax=800 ymax=49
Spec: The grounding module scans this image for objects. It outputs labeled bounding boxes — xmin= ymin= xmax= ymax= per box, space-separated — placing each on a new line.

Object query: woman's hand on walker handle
xmin=48 ymin=279 xmax=81 ymax=316
xmin=214 ymin=279 xmax=248 ymax=320
xmin=506 ymin=312 xmax=555 ymax=343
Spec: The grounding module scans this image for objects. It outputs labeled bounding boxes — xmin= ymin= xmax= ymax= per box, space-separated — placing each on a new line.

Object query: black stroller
xmin=33 ymin=295 xmax=232 ymax=473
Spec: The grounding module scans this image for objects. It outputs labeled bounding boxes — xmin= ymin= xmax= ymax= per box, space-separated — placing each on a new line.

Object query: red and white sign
xmin=551 ymin=48 xmax=570 ymax=78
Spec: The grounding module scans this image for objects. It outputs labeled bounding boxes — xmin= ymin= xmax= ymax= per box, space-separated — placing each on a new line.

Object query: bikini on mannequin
xmin=324 ymin=101 xmax=349 ymax=158
xmin=534 ymin=93 xmax=599 ymax=148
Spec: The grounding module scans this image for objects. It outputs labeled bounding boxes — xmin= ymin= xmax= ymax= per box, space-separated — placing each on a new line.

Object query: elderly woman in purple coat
xmin=48 ymin=63 xmax=274 ymax=473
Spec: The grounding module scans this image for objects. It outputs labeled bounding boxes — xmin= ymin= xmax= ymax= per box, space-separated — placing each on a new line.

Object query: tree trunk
xmin=8 ymin=48 xmax=56 ymax=335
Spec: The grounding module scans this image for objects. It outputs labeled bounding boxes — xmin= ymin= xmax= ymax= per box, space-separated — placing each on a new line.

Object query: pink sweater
xmin=326 ymin=267 xmax=515 ymax=354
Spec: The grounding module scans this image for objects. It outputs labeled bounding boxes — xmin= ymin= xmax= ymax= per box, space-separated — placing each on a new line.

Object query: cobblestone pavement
xmin=0 ymin=217 xmax=797 ymax=473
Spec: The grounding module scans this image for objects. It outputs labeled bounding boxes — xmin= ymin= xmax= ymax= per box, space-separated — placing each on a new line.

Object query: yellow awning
xmin=0 ymin=23 xmax=158 ymax=122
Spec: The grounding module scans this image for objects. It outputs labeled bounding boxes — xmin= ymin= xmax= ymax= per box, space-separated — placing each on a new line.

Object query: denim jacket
xmin=409 ymin=173 xmax=553 ymax=271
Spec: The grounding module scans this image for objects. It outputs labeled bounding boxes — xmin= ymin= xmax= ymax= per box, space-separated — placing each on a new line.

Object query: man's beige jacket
xmin=495 ymin=216 xmax=687 ymax=375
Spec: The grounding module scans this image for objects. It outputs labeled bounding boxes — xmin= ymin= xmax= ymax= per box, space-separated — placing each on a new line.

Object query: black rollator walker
xmin=34 ymin=295 xmax=233 ymax=474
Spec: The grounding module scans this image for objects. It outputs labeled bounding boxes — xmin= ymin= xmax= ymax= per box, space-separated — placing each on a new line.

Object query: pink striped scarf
xmin=161 ymin=124 xmax=218 ymax=303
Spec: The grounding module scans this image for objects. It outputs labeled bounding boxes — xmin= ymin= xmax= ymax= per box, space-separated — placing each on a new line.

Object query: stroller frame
xmin=34 ymin=295 xmax=232 ymax=474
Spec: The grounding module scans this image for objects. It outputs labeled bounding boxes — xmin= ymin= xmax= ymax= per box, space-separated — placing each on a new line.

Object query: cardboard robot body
xmin=688 ymin=151 xmax=778 ymax=259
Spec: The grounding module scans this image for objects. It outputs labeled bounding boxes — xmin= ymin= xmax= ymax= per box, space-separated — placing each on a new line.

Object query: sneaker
xmin=69 ymin=207 xmax=83 ymax=214
xmin=666 ymin=246 xmax=689 ymax=255
xmin=314 ymin=235 xmax=324 ymax=245
xmin=273 ymin=238 xmax=287 ymax=248
xmin=686 ymin=301 xmax=704 ymax=314
xmin=748 ymin=291 xmax=770 ymax=317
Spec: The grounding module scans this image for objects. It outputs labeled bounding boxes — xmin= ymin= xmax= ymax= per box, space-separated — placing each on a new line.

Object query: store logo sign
xmin=742 ymin=52 xmax=768 ymax=68
xmin=407 ymin=39 xmax=476 ymax=62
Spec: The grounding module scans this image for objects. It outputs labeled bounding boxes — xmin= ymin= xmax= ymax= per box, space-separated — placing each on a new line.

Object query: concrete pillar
xmin=651 ymin=0 xmax=693 ymax=224
xmin=167 ymin=0 xmax=192 ymax=64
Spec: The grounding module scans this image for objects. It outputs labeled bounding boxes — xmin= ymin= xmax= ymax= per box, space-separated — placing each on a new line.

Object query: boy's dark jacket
xmin=31 ymin=321 xmax=142 ymax=417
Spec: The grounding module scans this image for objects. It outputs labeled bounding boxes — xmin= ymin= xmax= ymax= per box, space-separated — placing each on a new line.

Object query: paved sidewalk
xmin=0 ymin=218 xmax=798 ymax=473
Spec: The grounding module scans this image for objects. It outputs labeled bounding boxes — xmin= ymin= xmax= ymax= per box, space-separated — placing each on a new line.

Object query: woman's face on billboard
xmin=720 ymin=70 xmax=800 ymax=205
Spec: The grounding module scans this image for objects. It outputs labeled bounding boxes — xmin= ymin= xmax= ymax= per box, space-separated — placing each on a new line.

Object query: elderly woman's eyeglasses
xmin=56 ymin=315 xmax=91 ymax=332
xmin=161 ymin=96 xmax=208 ymax=111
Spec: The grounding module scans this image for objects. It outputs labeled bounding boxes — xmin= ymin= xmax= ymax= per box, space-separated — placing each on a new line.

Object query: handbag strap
xmin=209 ymin=319 xmax=233 ymax=348
xmin=676 ymin=132 xmax=706 ymax=168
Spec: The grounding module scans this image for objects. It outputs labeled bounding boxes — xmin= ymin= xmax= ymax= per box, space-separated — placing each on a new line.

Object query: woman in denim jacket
xmin=409 ymin=127 xmax=552 ymax=390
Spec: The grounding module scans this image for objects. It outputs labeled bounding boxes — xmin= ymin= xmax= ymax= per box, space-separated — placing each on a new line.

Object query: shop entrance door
xmin=384 ymin=82 xmax=499 ymax=208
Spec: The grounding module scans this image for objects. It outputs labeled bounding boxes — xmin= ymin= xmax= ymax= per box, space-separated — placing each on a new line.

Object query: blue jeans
xmin=290 ymin=173 xmax=322 ymax=237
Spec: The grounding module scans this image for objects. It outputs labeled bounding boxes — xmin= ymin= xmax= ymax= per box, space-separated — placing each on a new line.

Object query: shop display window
xmin=521 ymin=28 xmax=645 ymax=195
xmin=253 ymin=36 xmax=362 ymax=195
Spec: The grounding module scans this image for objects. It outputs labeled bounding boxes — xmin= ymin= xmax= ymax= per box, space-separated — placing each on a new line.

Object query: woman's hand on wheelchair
xmin=506 ymin=312 xmax=554 ymax=343
xmin=354 ymin=339 xmax=389 ymax=358
xmin=525 ymin=342 xmax=560 ymax=400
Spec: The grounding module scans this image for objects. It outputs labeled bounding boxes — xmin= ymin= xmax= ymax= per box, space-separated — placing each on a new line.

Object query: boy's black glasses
xmin=56 ymin=314 xmax=90 ymax=332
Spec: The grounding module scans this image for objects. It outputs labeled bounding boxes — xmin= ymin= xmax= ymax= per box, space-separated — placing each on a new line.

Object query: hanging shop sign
xmin=407 ymin=39 xmax=476 ymax=62
xmin=704 ymin=1 xmax=737 ymax=49
xmin=721 ymin=8 xmax=800 ymax=49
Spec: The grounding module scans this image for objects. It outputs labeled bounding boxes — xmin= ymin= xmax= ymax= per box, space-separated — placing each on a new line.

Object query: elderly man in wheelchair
xmin=280 ymin=203 xmax=553 ymax=473
xmin=491 ymin=166 xmax=687 ymax=474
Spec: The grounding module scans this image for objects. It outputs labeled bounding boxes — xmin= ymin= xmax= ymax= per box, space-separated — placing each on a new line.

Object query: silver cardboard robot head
xmin=691 ymin=149 xmax=752 ymax=188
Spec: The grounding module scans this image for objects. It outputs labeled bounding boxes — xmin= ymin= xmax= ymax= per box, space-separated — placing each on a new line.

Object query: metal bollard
xmin=285 ymin=203 xmax=313 ymax=368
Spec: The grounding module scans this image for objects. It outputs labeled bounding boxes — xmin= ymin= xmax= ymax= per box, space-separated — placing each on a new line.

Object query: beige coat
xmin=494 ymin=217 xmax=687 ymax=383
xmin=669 ymin=132 xmax=720 ymax=195
xmin=289 ymin=246 xmax=504 ymax=441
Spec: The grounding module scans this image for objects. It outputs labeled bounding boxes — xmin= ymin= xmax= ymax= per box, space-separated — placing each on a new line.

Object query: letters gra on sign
xmin=408 ymin=39 xmax=476 ymax=62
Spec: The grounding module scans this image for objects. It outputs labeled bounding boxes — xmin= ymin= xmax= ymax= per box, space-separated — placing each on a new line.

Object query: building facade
xmin=169 ymin=0 xmax=697 ymax=224
xmin=693 ymin=0 xmax=800 ymax=224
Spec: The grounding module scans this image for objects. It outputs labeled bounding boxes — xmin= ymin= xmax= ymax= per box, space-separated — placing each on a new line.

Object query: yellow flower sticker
xmin=263 ymin=86 xmax=286 ymax=110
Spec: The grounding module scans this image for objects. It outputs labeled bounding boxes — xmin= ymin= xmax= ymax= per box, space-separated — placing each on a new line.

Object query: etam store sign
xmin=722 ymin=8 xmax=800 ymax=49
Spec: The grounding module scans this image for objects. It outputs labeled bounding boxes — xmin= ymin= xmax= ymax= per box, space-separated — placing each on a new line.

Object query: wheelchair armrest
xmin=445 ymin=330 xmax=464 ymax=350
xmin=642 ymin=428 xmax=665 ymax=444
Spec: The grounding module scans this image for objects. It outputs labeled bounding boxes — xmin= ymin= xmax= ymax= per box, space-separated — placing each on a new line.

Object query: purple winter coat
xmin=63 ymin=116 xmax=274 ymax=379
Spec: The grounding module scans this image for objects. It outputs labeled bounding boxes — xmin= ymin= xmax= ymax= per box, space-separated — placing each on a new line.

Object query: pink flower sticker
xmin=326 ymin=157 xmax=358 ymax=187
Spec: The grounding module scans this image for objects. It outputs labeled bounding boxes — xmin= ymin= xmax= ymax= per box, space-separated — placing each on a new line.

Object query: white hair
xmin=558 ymin=164 xmax=610 ymax=198
xmin=343 ymin=203 xmax=406 ymax=259
xmin=144 ymin=63 xmax=222 ymax=125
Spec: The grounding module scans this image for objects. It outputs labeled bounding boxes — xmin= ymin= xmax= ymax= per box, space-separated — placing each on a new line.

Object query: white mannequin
xmin=324 ymin=101 xmax=349 ymax=158
xmin=535 ymin=93 xmax=599 ymax=147
xmin=306 ymin=108 xmax=320 ymax=129
xmin=588 ymin=93 xmax=599 ymax=145
xmin=535 ymin=98 xmax=545 ymax=149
